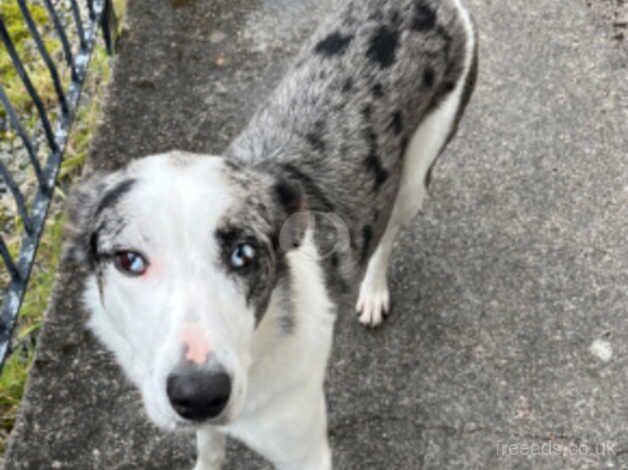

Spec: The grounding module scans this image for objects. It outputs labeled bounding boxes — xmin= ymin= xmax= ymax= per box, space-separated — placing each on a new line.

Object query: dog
xmin=68 ymin=0 xmax=477 ymax=468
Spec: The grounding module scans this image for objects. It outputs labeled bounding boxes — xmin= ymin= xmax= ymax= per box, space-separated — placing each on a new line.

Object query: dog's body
xmin=70 ymin=0 xmax=477 ymax=468
xmin=228 ymin=0 xmax=477 ymax=326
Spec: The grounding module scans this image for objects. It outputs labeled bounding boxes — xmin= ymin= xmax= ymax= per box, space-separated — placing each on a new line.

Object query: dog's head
xmin=68 ymin=151 xmax=306 ymax=429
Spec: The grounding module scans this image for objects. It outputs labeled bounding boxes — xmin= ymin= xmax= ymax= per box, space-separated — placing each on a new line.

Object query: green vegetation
xmin=0 ymin=0 xmax=127 ymax=455
xmin=0 ymin=211 xmax=63 ymax=454
xmin=0 ymin=2 xmax=61 ymax=122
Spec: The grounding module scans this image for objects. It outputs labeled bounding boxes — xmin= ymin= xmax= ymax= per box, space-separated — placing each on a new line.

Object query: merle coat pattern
xmin=227 ymin=0 xmax=477 ymax=302
xmin=69 ymin=0 xmax=477 ymax=468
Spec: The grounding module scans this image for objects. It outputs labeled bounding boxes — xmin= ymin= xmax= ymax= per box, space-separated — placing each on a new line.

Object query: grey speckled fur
xmin=227 ymin=0 xmax=476 ymax=294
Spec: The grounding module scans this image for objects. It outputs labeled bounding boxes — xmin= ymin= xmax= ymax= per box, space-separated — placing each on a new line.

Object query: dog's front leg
xmin=269 ymin=393 xmax=331 ymax=470
xmin=194 ymin=427 xmax=226 ymax=470
xmin=275 ymin=440 xmax=331 ymax=470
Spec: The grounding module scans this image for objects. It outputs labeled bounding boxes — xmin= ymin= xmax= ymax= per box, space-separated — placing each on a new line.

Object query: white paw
xmin=355 ymin=276 xmax=390 ymax=327
xmin=193 ymin=454 xmax=224 ymax=470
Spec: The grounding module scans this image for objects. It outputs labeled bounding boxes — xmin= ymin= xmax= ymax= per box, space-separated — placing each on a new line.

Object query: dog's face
xmin=69 ymin=152 xmax=304 ymax=430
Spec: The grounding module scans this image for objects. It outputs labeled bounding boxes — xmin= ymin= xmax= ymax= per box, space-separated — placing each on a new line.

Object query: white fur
xmin=357 ymin=0 xmax=476 ymax=326
xmin=221 ymin=230 xmax=335 ymax=469
xmin=83 ymin=153 xmax=335 ymax=469
xmin=192 ymin=234 xmax=335 ymax=469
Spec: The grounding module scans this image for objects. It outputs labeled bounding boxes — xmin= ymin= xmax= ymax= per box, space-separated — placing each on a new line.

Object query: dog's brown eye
xmin=114 ymin=251 xmax=148 ymax=276
xmin=230 ymin=243 xmax=256 ymax=269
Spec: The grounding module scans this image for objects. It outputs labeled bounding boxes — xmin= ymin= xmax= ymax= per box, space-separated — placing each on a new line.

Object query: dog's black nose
xmin=167 ymin=368 xmax=231 ymax=421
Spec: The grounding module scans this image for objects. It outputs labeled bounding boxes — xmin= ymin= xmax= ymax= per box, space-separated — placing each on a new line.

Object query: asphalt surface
xmin=5 ymin=0 xmax=628 ymax=469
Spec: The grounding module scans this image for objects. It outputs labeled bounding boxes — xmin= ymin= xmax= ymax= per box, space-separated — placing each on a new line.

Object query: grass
xmin=0 ymin=0 xmax=127 ymax=456
xmin=0 ymin=2 xmax=61 ymax=123
xmin=0 ymin=211 xmax=63 ymax=446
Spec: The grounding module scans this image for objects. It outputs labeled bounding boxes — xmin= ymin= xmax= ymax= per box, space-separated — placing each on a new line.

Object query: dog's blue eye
xmin=114 ymin=251 xmax=148 ymax=276
xmin=230 ymin=243 xmax=256 ymax=269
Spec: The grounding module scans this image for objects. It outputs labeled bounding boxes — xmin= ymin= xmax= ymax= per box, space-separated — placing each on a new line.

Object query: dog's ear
xmin=64 ymin=170 xmax=127 ymax=267
xmin=272 ymin=178 xmax=309 ymax=252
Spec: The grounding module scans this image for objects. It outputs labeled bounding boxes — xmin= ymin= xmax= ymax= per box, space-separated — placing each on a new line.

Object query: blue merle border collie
xmin=68 ymin=0 xmax=477 ymax=467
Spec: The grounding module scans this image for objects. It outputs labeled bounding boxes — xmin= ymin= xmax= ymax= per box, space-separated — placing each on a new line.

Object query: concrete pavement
xmin=5 ymin=0 xmax=628 ymax=468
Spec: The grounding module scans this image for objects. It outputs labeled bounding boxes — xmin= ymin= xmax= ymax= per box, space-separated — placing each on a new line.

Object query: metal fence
xmin=0 ymin=0 xmax=115 ymax=371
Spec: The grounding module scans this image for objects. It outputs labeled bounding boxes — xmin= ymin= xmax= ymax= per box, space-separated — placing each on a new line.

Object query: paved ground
xmin=5 ymin=0 xmax=628 ymax=468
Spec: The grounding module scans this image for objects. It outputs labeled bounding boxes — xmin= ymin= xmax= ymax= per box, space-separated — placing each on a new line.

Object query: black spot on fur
xmin=342 ymin=77 xmax=354 ymax=93
xmin=436 ymin=24 xmax=453 ymax=50
xmin=95 ymin=179 xmax=136 ymax=217
xmin=390 ymin=9 xmax=401 ymax=26
xmin=215 ymin=226 xmax=245 ymax=254
xmin=306 ymin=132 xmax=326 ymax=153
xmin=365 ymin=155 xmax=389 ymax=190
xmin=389 ymin=110 xmax=403 ymax=135
xmin=314 ymin=32 xmax=353 ymax=56
xmin=279 ymin=163 xmax=335 ymax=213
xmin=411 ymin=2 xmax=436 ymax=31
xmin=363 ymin=128 xmax=389 ymax=191
xmin=331 ymin=253 xmax=339 ymax=268
xmin=360 ymin=225 xmax=373 ymax=264
xmin=366 ymin=26 xmax=399 ymax=68
xmin=443 ymin=81 xmax=456 ymax=93
xmin=371 ymin=82 xmax=384 ymax=98
xmin=89 ymin=231 xmax=99 ymax=266
xmin=273 ymin=179 xmax=302 ymax=213
xmin=368 ymin=10 xmax=384 ymax=21
xmin=305 ymin=119 xmax=327 ymax=153
xmin=399 ymin=136 xmax=409 ymax=160
xmin=423 ymin=67 xmax=435 ymax=88
xmin=224 ymin=159 xmax=240 ymax=172
xmin=361 ymin=103 xmax=373 ymax=119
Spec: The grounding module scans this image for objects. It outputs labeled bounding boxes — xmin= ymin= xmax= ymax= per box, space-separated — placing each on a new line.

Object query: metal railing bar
xmin=70 ymin=0 xmax=87 ymax=50
xmin=0 ymin=282 xmax=21 ymax=368
xmin=0 ymin=19 xmax=59 ymax=154
xmin=43 ymin=0 xmax=79 ymax=83
xmin=0 ymin=237 xmax=20 ymax=283
xmin=17 ymin=0 xmax=69 ymax=116
xmin=0 ymin=167 xmax=55 ymax=371
xmin=0 ymin=220 xmax=40 ymax=369
xmin=0 ymin=161 xmax=33 ymax=235
xmin=0 ymin=0 xmax=110 ymax=372
xmin=100 ymin=0 xmax=115 ymax=54
xmin=87 ymin=0 xmax=96 ymax=20
xmin=0 ymin=87 xmax=46 ymax=189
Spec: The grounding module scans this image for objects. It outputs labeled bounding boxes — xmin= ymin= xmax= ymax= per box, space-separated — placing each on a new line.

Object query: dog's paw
xmin=193 ymin=461 xmax=223 ymax=470
xmin=355 ymin=276 xmax=390 ymax=327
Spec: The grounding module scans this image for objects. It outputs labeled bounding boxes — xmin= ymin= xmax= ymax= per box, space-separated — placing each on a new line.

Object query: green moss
xmin=16 ymin=211 xmax=64 ymax=329
xmin=59 ymin=45 xmax=112 ymax=179
xmin=0 ymin=209 xmax=64 ymax=453
xmin=0 ymin=2 xmax=62 ymax=122
xmin=113 ymin=0 xmax=127 ymax=34
xmin=0 ymin=347 xmax=32 ymax=455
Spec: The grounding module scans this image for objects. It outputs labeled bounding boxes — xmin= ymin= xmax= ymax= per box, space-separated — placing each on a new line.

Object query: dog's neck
xmin=245 ymin=229 xmax=335 ymax=399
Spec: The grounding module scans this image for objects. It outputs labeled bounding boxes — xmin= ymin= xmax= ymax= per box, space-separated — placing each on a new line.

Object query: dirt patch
xmin=583 ymin=0 xmax=627 ymax=41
